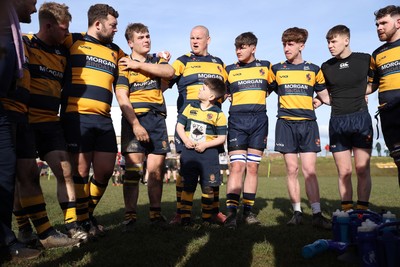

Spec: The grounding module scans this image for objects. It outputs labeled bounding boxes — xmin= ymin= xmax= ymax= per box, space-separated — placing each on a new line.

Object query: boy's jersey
xmin=226 ymin=59 xmax=271 ymax=114
xmin=370 ymin=38 xmax=400 ymax=105
xmin=178 ymin=102 xmax=227 ymax=143
xmin=169 ymin=52 xmax=227 ymax=113
xmin=269 ymin=60 xmax=326 ymax=121
xmin=23 ymin=34 xmax=68 ymax=123
xmin=61 ymin=33 xmax=125 ymax=121
xmin=115 ymin=54 xmax=167 ymax=115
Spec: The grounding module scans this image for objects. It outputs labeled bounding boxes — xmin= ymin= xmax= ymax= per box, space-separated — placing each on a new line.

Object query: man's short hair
xmin=282 ymin=27 xmax=308 ymax=44
xmin=326 ymin=25 xmax=350 ymax=40
xmin=87 ymin=4 xmax=118 ymax=26
xmin=39 ymin=2 xmax=71 ymax=25
xmin=204 ymin=78 xmax=226 ymax=99
xmin=375 ymin=5 xmax=400 ymax=20
xmin=235 ymin=32 xmax=258 ymax=48
xmin=125 ymin=23 xmax=149 ymax=41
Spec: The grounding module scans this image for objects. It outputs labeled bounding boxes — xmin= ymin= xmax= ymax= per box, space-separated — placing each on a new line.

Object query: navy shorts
xmin=275 ymin=119 xmax=321 ymax=153
xmin=31 ymin=121 xmax=67 ymax=160
xmin=121 ymin=112 xmax=170 ymax=155
xmin=380 ymin=105 xmax=400 ymax=152
xmin=7 ymin=111 xmax=36 ymax=159
xmin=180 ymin=147 xmax=221 ymax=187
xmin=228 ymin=112 xmax=268 ymax=152
xmin=63 ymin=117 xmax=117 ymax=153
xmin=329 ymin=110 xmax=373 ymax=153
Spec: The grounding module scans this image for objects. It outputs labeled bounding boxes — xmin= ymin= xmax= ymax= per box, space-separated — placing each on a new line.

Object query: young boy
xmin=176 ymin=78 xmax=227 ymax=226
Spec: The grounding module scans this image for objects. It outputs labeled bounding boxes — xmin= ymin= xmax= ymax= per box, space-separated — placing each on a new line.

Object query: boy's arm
xmin=315 ymin=89 xmax=331 ymax=106
xmin=118 ymin=57 xmax=175 ymax=79
xmin=195 ymin=135 xmax=226 ymax=153
xmin=176 ymin=123 xmax=195 ymax=149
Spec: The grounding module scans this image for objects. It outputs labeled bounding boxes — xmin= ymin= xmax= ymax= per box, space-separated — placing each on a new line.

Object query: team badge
xmin=209 ymin=174 xmax=216 ymax=182
xmin=162 ymin=140 xmax=168 ymax=150
xmin=207 ymin=113 xmax=213 ymax=120
xmin=259 ymin=68 xmax=265 ymax=76
xmin=306 ymin=73 xmax=311 ymax=82
xmin=217 ymin=66 xmax=222 ymax=73
xmin=111 ymin=51 xmax=116 ymax=61
xmin=315 ymin=138 xmax=320 ymax=146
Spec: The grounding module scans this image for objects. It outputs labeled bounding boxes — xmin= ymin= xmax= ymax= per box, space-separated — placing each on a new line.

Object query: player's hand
xmin=158 ymin=51 xmax=171 ymax=62
xmin=184 ymin=140 xmax=195 ymax=149
xmin=313 ymin=97 xmax=322 ymax=109
xmin=119 ymin=57 xmax=140 ymax=71
xmin=194 ymin=142 xmax=207 ymax=153
xmin=133 ymin=123 xmax=149 ymax=142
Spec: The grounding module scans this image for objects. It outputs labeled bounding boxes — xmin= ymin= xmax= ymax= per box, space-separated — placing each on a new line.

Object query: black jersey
xmin=321 ymin=52 xmax=373 ymax=116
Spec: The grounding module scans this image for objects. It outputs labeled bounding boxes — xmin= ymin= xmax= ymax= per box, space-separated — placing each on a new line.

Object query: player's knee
xmin=247 ymin=153 xmax=262 ymax=164
xmin=201 ymin=185 xmax=213 ymax=194
xmin=230 ymin=154 xmax=246 ymax=165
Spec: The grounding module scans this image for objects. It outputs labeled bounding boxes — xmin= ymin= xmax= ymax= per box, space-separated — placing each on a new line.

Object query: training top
xmin=61 ymin=33 xmax=125 ymax=123
xmin=225 ymin=59 xmax=271 ymax=114
xmin=169 ymin=52 xmax=227 ymax=114
xmin=370 ymin=38 xmax=400 ymax=106
xmin=322 ymin=52 xmax=373 ymax=116
xmin=115 ymin=54 xmax=167 ymax=115
xmin=269 ymin=60 xmax=326 ymax=121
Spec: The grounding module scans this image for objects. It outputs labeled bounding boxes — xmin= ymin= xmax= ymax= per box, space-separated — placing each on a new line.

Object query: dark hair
xmin=326 ymin=25 xmax=350 ymax=40
xmin=282 ymin=27 xmax=308 ymax=44
xmin=374 ymin=5 xmax=400 ymax=20
xmin=125 ymin=23 xmax=149 ymax=41
xmin=204 ymin=78 xmax=226 ymax=99
xmin=87 ymin=4 xmax=118 ymax=26
xmin=235 ymin=32 xmax=258 ymax=48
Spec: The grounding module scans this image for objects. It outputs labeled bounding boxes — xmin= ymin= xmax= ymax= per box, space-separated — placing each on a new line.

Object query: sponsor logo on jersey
xmin=339 ymin=62 xmax=349 ymax=69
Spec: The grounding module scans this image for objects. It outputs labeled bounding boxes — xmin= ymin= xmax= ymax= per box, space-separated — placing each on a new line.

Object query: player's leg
xmin=353 ymin=148 xmax=372 ymax=210
xmin=332 ymin=150 xmax=354 ymax=211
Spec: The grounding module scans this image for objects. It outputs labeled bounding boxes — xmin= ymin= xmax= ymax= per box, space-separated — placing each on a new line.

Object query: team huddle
xmin=1 ymin=0 xmax=400 ymax=261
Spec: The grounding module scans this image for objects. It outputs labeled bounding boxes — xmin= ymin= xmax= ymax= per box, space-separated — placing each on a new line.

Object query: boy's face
xmin=198 ymin=84 xmax=214 ymax=101
xmin=236 ymin=44 xmax=256 ymax=63
xmin=129 ymin=30 xmax=151 ymax=54
xmin=283 ymin=41 xmax=304 ymax=62
xmin=50 ymin=21 xmax=70 ymax=45
xmin=327 ymin=34 xmax=349 ymax=58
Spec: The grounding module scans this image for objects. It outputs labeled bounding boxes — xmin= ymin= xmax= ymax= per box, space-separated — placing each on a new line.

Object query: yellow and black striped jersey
xmin=61 ymin=33 xmax=125 ymax=122
xmin=115 ymin=54 xmax=167 ymax=114
xmin=370 ymin=38 xmax=400 ymax=105
xmin=0 ymin=44 xmax=30 ymax=115
xmin=178 ymin=102 xmax=227 ymax=143
xmin=225 ymin=60 xmax=271 ymax=114
xmin=22 ymin=34 xmax=68 ymax=123
xmin=269 ymin=61 xmax=325 ymax=120
xmin=169 ymin=52 xmax=228 ymax=113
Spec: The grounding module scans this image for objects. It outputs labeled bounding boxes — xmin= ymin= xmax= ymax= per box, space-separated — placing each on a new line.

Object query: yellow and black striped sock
xmin=181 ymin=189 xmax=195 ymax=223
xmin=175 ymin=173 xmax=183 ymax=215
xmin=73 ymin=175 xmax=90 ymax=223
xmin=243 ymin=192 xmax=256 ymax=215
xmin=226 ymin=193 xmax=240 ymax=215
xmin=201 ymin=190 xmax=214 ymax=222
xmin=60 ymin=201 xmax=77 ymax=225
xmin=341 ymin=201 xmax=354 ymax=211
xmin=13 ymin=208 xmax=31 ymax=231
xmin=124 ymin=211 xmax=137 ymax=222
xmin=20 ymin=194 xmax=53 ymax=239
xmin=149 ymin=207 xmax=162 ymax=221
xmin=212 ymin=186 xmax=220 ymax=215
xmin=89 ymin=177 xmax=108 ymax=216
xmin=356 ymin=200 xmax=369 ymax=210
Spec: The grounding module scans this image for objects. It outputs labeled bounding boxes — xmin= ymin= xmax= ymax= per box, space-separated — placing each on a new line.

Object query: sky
xmin=21 ymin=0 xmax=395 ymax=155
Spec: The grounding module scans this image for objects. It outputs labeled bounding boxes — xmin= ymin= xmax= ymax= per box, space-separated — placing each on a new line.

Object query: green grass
xmin=4 ymin=156 xmax=400 ymax=267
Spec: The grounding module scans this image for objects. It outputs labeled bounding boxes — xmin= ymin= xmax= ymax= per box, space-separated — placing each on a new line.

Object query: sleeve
xmin=267 ymin=66 xmax=278 ymax=94
xmin=215 ymin=111 xmax=227 ymax=136
xmin=314 ymin=68 xmax=326 ymax=92
xmin=115 ymin=57 xmax=130 ymax=92
xmin=168 ymin=58 xmax=185 ymax=88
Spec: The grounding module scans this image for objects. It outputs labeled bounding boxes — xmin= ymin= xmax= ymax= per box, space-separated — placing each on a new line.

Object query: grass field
xmin=3 ymin=156 xmax=399 ymax=267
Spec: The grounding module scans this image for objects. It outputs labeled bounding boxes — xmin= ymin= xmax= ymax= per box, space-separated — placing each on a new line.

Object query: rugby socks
xmin=73 ymin=175 xmax=90 ymax=223
xmin=310 ymin=202 xmax=322 ymax=214
xmin=226 ymin=193 xmax=240 ymax=215
xmin=175 ymin=173 xmax=183 ymax=215
xmin=212 ymin=186 xmax=221 ymax=215
xmin=149 ymin=207 xmax=162 ymax=221
xmin=60 ymin=201 xmax=77 ymax=225
xmin=201 ymin=190 xmax=214 ymax=222
xmin=180 ymin=188 xmax=195 ymax=223
xmin=292 ymin=202 xmax=302 ymax=213
xmin=242 ymin=192 xmax=256 ymax=215
xmin=124 ymin=211 xmax=137 ymax=222
xmin=341 ymin=201 xmax=354 ymax=211
xmin=20 ymin=194 xmax=53 ymax=239
xmin=13 ymin=208 xmax=31 ymax=231
xmin=89 ymin=176 xmax=108 ymax=216
xmin=356 ymin=200 xmax=369 ymax=210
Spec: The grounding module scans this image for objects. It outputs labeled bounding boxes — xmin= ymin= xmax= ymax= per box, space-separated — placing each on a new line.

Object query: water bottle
xmin=332 ymin=209 xmax=350 ymax=243
xmin=357 ymin=219 xmax=379 ymax=267
xmin=301 ymin=239 xmax=329 ymax=259
xmin=326 ymin=240 xmax=348 ymax=254
xmin=382 ymin=211 xmax=397 ymax=223
xmin=377 ymin=221 xmax=400 ymax=267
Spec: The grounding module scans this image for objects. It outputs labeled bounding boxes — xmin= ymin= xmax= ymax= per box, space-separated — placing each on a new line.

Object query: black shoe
xmin=242 ymin=212 xmax=261 ymax=225
xmin=224 ymin=212 xmax=237 ymax=230
xmin=312 ymin=212 xmax=332 ymax=230
xmin=287 ymin=211 xmax=303 ymax=226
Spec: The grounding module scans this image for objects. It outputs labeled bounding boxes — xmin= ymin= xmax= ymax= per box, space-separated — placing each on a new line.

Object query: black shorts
xmin=275 ymin=119 xmax=321 ymax=153
xmin=63 ymin=116 xmax=117 ymax=153
xmin=31 ymin=121 xmax=67 ymax=159
xmin=228 ymin=112 xmax=268 ymax=152
xmin=165 ymin=158 xmax=178 ymax=170
xmin=380 ymin=105 xmax=400 ymax=152
xmin=180 ymin=147 xmax=221 ymax=187
xmin=121 ymin=112 xmax=170 ymax=155
xmin=329 ymin=110 xmax=373 ymax=153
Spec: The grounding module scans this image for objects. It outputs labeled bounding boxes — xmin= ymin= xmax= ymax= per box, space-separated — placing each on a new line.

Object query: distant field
xmin=4 ymin=156 xmax=399 ymax=267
